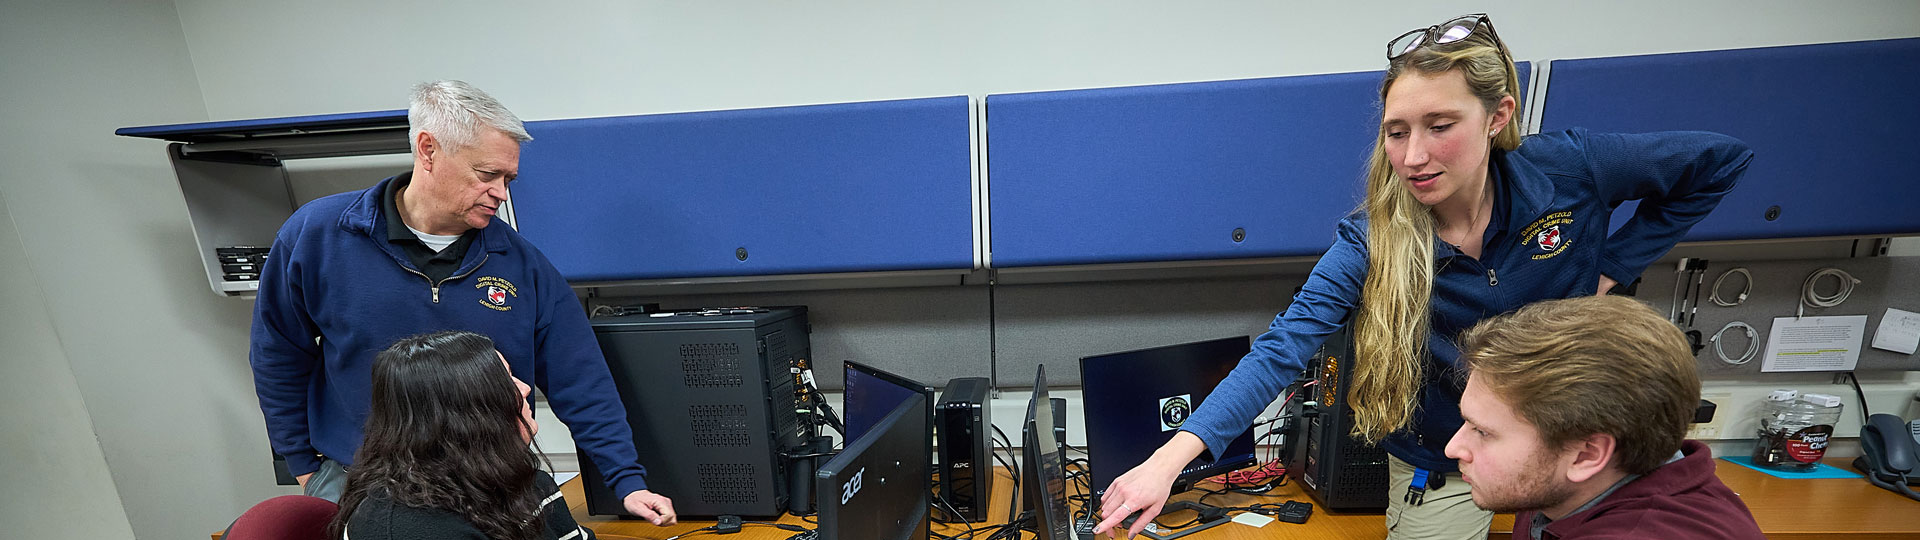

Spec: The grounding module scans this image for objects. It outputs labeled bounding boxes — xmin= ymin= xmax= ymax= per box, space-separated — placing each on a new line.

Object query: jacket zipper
xmin=434 ymin=254 xmax=490 ymax=304
xmin=399 ymin=265 xmax=435 ymax=302
xmin=1487 ymin=268 xmax=1499 ymax=286
xmin=402 ymin=254 xmax=491 ymax=304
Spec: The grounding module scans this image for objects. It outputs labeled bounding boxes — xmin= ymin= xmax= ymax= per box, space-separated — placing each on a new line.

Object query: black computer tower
xmin=936 ymin=377 xmax=992 ymax=522
xmin=1286 ymin=324 xmax=1389 ymax=511
xmin=580 ymin=307 xmax=813 ymax=518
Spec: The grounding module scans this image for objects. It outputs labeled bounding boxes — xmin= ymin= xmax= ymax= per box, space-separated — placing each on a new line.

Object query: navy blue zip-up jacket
xmin=249 ymin=175 xmax=650 ymax=497
xmin=1185 ymin=129 xmax=1752 ymax=473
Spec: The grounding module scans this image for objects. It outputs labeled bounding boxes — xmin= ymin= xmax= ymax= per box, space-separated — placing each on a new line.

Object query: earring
xmin=1489 ymin=130 xmax=1498 ymax=138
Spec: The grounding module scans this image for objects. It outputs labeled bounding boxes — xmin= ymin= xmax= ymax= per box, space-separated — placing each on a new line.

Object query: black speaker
xmin=1286 ymin=324 xmax=1389 ymax=511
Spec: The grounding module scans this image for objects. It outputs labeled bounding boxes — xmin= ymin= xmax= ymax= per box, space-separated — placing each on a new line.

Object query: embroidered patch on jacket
xmin=476 ymin=276 xmax=518 ymax=311
xmin=1518 ymin=211 xmax=1575 ymax=260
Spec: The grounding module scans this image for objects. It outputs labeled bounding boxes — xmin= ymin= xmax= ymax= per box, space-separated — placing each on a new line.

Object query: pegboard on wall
xmin=1629 ymin=255 xmax=1920 ymax=374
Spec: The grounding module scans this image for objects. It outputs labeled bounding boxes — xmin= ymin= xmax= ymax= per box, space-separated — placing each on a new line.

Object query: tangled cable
xmin=1709 ymin=267 xmax=1752 ymax=307
xmin=1711 ymin=321 xmax=1759 ymax=365
xmin=1798 ymin=267 xmax=1859 ymax=317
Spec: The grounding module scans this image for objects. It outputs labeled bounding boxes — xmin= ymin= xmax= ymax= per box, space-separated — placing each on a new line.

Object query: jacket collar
xmin=1492 ymin=144 xmax=1556 ymax=224
xmin=1538 ymin=440 xmax=1717 ymax=537
xmin=1431 ymin=145 xmax=1557 ymax=261
xmin=339 ymin=173 xmax=511 ymax=255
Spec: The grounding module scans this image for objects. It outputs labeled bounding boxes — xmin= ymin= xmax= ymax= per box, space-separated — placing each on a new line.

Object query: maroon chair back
xmin=224 ymin=495 xmax=339 ymax=540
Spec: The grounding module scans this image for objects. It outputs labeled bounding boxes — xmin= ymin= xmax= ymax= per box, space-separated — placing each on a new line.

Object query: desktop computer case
xmin=580 ymin=307 xmax=812 ymax=518
xmin=1286 ymin=324 xmax=1390 ymax=511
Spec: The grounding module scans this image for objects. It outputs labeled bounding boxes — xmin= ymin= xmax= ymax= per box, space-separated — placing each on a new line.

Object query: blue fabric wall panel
xmin=1544 ymin=38 xmax=1920 ymax=241
xmin=987 ymin=64 xmax=1529 ymax=267
xmin=988 ymin=74 xmax=1375 ymax=267
xmin=513 ymin=97 xmax=974 ymax=282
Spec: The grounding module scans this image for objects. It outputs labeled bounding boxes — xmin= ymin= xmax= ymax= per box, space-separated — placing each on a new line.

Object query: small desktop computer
xmin=936 ymin=377 xmax=992 ymax=522
xmin=580 ymin=307 xmax=813 ymax=518
xmin=1285 ymin=323 xmax=1389 ymax=511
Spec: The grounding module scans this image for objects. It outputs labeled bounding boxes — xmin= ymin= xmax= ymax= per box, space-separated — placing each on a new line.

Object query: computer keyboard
xmin=784 ymin=530 xmax=819 ymax=540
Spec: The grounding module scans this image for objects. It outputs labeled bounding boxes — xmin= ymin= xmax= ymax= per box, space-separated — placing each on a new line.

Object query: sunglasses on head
xmin=1387 ymin=13 xmax=1507 ymax=60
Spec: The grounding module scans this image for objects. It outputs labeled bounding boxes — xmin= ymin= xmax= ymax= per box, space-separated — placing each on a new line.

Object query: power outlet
xmin=1688 ymin=392 xmax=1734 ymax=440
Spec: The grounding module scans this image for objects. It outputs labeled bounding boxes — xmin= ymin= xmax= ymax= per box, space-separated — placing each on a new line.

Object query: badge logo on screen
xmin=1160 ymin=394 xmax=1192 ymax=432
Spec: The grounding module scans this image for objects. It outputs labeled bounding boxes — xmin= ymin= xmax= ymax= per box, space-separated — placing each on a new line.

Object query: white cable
xmin=1712 ymin=321 xmax=1759 ymax=365
xmin=1798 ymin=267 xmax=1859 ymax=317
xmin=1709 ymin=267 xmax=1752 ymax=307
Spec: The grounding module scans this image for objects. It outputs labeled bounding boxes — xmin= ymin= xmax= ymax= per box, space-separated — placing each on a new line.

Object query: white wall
xmin=173 ymin=0 xmax=1920 ymax=122
xmin=7 ymin=2 xmax=1918 ymax=538
xmin=0 ymin=2 xmax=291 ymax=540
xmin=0 ymin=192 xmax=135 ymax=537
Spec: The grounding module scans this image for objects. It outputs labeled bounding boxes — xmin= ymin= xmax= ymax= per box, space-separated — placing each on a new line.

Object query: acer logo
xmin=840 ymin=467 xmax=865 ymax=505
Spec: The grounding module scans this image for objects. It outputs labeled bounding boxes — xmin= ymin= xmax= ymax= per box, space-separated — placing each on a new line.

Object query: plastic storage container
xmin=1752 ymin=390 xmax=1844 ymax=470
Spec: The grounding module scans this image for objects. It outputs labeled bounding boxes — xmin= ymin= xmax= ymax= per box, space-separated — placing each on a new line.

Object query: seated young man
xmin=1445 ymin=295 xmax=1764 ymax=540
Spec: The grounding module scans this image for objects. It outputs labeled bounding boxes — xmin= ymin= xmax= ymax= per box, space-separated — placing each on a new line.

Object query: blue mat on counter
xmin=1721 ymin=456 xmax=1861 ymax=479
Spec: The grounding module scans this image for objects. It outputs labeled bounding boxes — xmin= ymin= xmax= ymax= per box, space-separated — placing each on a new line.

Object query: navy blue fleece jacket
xmin=1183 ymin=129 xmax=1752 ymax=472
xmin=249 ymin=175 xmax=650 ymax=497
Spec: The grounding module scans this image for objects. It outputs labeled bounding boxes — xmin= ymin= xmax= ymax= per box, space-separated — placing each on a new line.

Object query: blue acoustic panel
xmin=1544 ymin=38 xmax=1920 ymax=241
xmin=988 ymin=64 xmax=1529 ymax=267
xmin=115 ymin=109 xmax=408 ymax=142
xmin=513 ymin=97 xmax=974 ymax=282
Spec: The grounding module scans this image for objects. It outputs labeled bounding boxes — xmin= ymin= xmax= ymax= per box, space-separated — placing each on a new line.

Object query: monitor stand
xmin=1119 ymin=500 xmax=1232 ymax=540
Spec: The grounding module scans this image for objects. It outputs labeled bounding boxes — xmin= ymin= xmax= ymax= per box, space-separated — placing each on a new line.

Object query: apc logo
xmin=840 ymin=467 xmax=865 ymax=505
xmin=1159 ymin=394 xmax=1192 ymax=432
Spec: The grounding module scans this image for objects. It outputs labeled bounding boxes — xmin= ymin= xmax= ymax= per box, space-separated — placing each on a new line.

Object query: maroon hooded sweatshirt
xmin=1518 ymin=440 xmax=1764 ymax=540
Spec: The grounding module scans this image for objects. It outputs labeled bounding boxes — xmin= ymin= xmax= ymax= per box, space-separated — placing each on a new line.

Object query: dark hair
xmin=328 ymin=331 xmax=547 ymax=540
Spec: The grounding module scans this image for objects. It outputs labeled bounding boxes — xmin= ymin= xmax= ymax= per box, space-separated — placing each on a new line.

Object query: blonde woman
xmin=1095 ymin=14 xmax=1751 ymax=540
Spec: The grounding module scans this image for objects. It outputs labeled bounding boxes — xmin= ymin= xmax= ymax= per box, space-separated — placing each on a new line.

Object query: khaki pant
xmin=1385 ymin=454 xmax=1493 ymax=540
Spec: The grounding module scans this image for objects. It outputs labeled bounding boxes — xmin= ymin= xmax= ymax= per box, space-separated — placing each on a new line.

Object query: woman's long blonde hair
xmin=1349 ymin=25 xmax=1522 ymax=442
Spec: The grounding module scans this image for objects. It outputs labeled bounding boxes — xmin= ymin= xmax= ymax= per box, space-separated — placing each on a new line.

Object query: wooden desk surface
xmin=223 ymin=456 xmax=1907 ymax=540
xmin=564 ymin=456 xmax=1919 ymax=540
xmin=562 ymin=467 xmax=1025 ymax=540
xmin=1713 ymin=456 xmax=1917 ymax=539
xmin=565 ymin=466 xmax=1395 ymax=540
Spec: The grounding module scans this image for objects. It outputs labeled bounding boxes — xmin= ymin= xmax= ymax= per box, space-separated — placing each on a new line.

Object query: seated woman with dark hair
xmin=329 ymin=331 xmax=594 ymax=540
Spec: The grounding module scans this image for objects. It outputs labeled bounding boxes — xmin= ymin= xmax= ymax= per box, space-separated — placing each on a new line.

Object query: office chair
xmin=223 ymin=495 xmax=338 ymax=540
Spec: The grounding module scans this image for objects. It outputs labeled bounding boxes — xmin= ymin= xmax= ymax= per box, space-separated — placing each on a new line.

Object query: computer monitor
xmin=1021 ymin=365 xmax=1077 ymax=540
xmin=816 ymin=393 xmax=931 ymax=540
xmin=1079 ymin=336 xmax=1259 ymax=503
xmin=843 ymin=360 xmax=934 ymax=446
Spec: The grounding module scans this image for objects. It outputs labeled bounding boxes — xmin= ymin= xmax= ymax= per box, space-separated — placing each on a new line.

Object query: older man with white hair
xmin=248 ymin=81 xmax=676 ymax=525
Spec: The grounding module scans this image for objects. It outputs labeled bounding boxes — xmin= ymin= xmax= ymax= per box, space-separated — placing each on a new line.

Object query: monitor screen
xmin=816 ymin=394 xmax=931 ymax=540
xmin=843 ymin=360 xmax=933 ymax=443
xmin=1079 ymin=336 xmax=1258 ymax=501
xmin=1021 ymin=366 xmax=1076 ymax=540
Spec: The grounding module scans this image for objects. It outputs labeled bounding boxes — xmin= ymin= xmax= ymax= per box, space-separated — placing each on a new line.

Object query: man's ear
xmin=1563 ymin=432 xmax=1617 ymax=484
xmin=416 ymin=131 xmax=438 ymax=172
